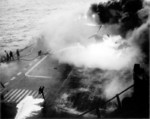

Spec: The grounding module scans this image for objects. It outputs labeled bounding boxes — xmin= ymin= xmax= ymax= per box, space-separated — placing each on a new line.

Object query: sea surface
xmin=0 ymin=0 xmax=102 ymax=55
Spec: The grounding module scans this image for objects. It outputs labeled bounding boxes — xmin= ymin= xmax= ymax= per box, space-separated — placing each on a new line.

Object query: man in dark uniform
xmin=39 ymin=86 xmax=45 ymax=100
xmin=16 ymin=49 xmax=20 ymax=60
xmin=5 ymin=50 xmax=10 ymax=62
xmin=38 ymin=50 xmax=42 ymax=56
xmin=9 ymin=51 xmax=14 ymax=60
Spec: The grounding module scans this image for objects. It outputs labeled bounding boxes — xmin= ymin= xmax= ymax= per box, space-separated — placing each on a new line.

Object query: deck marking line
xmin=33 ymin=91 xmax=39 ymax=98
xmin=17 ymin=72 xmax=22 ymax=76
xmin=5 ymin=89 xmax=20 ymax=100
xmin=10 ymin=77 xmax=16 ymax=80
xmin=25 ymin=90 xmax=33 ymax=97
xmin=15 ymin=90 xmax=29 ymax=103
xmin=4 ymin=89 xmax=14 ymax=98
xmin=26 ymin=75 xmax=51 ymax=79
xmin=17 ymin=90 xmax=34 ymax=103
xmin=25 ymin=55 xmax=47 ymax=76
xmin=4 ymin=82 xmax=9 ymax=86
xmin=11 ymin=89 xmax=26 ymax=102
xmin=7 ymin=89 xmax=22 ymax=102
xmin=6 ymin=89 xmax=21 ymax=102
xmin=16 ymin=90 xmax=29 ymax=103
xmin=29 ymin=90 xmax=36 ymax=96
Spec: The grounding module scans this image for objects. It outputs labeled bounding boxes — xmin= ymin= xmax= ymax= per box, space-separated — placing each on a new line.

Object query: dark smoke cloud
xmin=90 ymin=0 xmax=149 ymax=67
xmin=90 ymin=0 xmax=147 ymax=36
xmin=130 ymin=20 xmax=149 ymax=66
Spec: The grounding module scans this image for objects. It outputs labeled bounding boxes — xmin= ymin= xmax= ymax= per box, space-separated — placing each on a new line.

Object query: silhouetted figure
xmin=0 ymin=82 xmax=5 ymax=100
xmin=39 ymin=86 xmax=45 ymax=99
xmin=16 ymin=49 xmax=20 ymax=60
xmin=92 ymin=97 xmax=102 ymax=118
xmin=133 ymin=64 xmax=144 ymax=97
xmin=38 ymin=50 xmax=42 ymax=56
xmin=0 ymin=82 xmax=5 ymax=88
xmin=96 ymin=107 xmax=101 ymax=118
xmin=116 ymin=94 xmax=122 ymax=109
xmin=38 ymin=87 xmax=40 ymax=94
xmin=121 ymin=64 xmax=149 ymax=118
xmin=9 ymin=51 xmax=14 ymax=60
xmin=1 ymin=94 xmax=4 ymax=100
xmin=1 ymin=56 xmax=4 ymax=62
xmin=4 ymin=50 xmax=10 ymax=62
xmin=133 ymin=64 xmax=149 ymax=117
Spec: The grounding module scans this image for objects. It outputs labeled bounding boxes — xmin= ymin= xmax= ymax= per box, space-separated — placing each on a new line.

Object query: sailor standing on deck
xmin=16 ymin=49 xmax=20 ymax=60
xmin=9 ymin=51 xmax=14 ymax=60
xmin=4 ymin=50 xmax=10 ymax=62
xmin=39 ymin=86 xmax=45 ymax=100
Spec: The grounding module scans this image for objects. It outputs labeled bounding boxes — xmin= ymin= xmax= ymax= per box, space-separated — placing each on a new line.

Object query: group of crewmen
xmin=0 ymin=49 xmax=20 ymax=63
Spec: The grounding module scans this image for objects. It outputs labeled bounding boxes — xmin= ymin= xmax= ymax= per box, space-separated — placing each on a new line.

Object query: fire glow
xmin=34 ymin=0 xmax=149 ymax=115
xmin=35 ymin=7 xmax=144 ymax=102
xmin=54 ymin=35 xmax=140 ymax=70
xmin=15 ymin=96 xmax=44 ymax=119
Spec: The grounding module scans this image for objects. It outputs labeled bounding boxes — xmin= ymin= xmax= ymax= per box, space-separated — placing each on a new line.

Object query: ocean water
xmin=0 ymin=0 xmax=102 ymax=55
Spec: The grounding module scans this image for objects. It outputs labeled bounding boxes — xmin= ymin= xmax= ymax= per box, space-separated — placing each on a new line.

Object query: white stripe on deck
xmin=26 ymin=75 xmax=51 ymax=79
xmin=32 ymin=91 xmax=39 ymax=98
xmin=4 ymin=89 xmax=14 ymax=98
xmin=25 ymin=90 xmax=34 ymax=97
xmin=17 ymin=72 xmax=22 ymax=76
xmin=16 ymin=90 xmax=30 ymax=103
xmin=25 ymin=55 xmax=47 ymax=76
xmin=19 ymin=90 xmax=34 ymax=103
xmin=29 ymin=90 xmax=37 ymax=96
xmin=4 ymin=82 xmax=9 ymax=86
xmin=6 ymin=89 xmax=21 ymax=102
xmin=16 ymin=90 xmax=33 ymax=103
xmin=10 ymin=77 xmax=16 ymax=81
xmin=37 ymin=94 xmax=42 ymax=98
xmin=11 ymin=89 xmax=26 ymax=102
xmin=4 ymin=89 xmax=18 ymax=100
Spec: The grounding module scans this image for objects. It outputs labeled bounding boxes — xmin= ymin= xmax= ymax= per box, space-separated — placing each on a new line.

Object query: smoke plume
xmin=37 ymin=10 xmax=143 ymax=71
xmin=36 ymin=0 xmax=149 ymax=111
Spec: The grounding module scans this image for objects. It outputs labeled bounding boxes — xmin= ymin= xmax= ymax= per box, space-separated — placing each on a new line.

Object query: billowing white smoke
xmin=53 ymin=35 xmax=141 ymax=70
xmin=36 ymin=4 xmax=148 ymax=101
xmin=0 ymin=62 xmax=19 ymax=80
xmin=38 ymin=10 xmax=141 ymax=71
xmin=15 ymin=96 xmax=44 ymax=119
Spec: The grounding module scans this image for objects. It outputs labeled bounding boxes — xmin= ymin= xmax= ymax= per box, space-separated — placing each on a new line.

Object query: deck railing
xmin=78 ymin=84 xmax=134 ymax=117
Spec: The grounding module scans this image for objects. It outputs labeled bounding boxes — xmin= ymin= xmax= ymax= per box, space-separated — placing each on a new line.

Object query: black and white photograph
xmin=0 ymin=0 xmax=149 ymax=118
